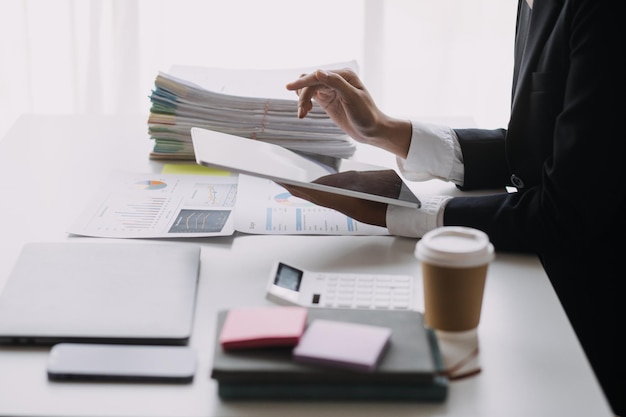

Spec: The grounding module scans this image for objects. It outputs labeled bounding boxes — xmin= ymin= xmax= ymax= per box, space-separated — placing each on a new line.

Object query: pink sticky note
xmin=293 ymin=319 xmax=391 ymax=372
xmin=219 ymin=306 xmax=308 ymax=350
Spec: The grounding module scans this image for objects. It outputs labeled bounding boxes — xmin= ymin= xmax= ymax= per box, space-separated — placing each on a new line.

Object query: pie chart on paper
xmin=135 ymin=180 xmax=167 ymax=190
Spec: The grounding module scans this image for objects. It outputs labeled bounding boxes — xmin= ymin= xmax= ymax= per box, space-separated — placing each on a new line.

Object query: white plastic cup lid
xmin=415 ymin=226 xmax=494 ymax=268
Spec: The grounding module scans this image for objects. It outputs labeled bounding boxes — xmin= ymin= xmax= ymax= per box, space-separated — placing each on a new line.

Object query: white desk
xmin=0 ymin=115 xmax=613 ymax=417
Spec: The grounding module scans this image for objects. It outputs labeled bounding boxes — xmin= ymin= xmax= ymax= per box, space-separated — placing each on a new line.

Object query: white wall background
xmin=0 ymin=0 xmax=517 ymax=140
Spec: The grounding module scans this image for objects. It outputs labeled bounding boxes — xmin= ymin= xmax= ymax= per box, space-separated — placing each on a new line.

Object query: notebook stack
xmin=147 ymin=64 xmax=357 ymax=161
xmin=210 ymin=307 xmax=449 ymax=401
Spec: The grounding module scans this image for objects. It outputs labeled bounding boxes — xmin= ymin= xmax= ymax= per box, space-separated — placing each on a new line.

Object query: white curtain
xmin=0 ymin=0 xmax=516 ymax=139
xmin=0 ymin=0 xmax=143 ymax=130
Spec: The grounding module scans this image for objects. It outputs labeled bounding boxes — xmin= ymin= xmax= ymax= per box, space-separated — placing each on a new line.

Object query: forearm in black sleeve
xmin=453 ymin=128 xmax=510 ymax=191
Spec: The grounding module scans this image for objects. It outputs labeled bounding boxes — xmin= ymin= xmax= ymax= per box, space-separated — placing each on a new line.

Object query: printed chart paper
xmin=68 ymin=171 xmax=389 ymax=238
xmin=68 ymin=171 xmax=237 ymax=238
xmin=234 ymin=175 xmax=389 ymax=236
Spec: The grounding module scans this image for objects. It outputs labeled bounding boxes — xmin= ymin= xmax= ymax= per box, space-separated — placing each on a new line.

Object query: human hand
xmin=286 ymin=68 xmax=411 ymax=158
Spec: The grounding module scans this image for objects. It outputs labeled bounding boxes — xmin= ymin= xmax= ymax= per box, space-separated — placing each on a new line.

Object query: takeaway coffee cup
xmin=415 ymin=227 xmax=494 ymax=332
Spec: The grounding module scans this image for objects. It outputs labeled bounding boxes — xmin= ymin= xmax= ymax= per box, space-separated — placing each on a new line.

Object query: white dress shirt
xmin=385 ymin=120 xmax=464 ymax=237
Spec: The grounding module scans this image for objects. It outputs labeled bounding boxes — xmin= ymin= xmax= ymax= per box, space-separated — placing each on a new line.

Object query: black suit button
xmin=510 ymin=174 xmax=525 ymax=189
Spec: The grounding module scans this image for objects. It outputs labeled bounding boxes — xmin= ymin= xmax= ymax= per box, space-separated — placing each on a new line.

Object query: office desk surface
xmin=0 ymin=115 xmax=613 ymax=417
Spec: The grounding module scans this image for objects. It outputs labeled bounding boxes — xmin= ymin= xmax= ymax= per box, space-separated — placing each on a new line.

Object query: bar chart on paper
xmin=233 ymin=175 xmax=389 ymax=236
xmin=68 ymin=172 xmax=238 ymax=238
xmin=108 ymin=194 xmax=170 ymax=231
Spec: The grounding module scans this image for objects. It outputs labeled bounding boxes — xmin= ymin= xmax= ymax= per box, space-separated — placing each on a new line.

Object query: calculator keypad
xmin=309 ymin=273 xmax=414 ymax=310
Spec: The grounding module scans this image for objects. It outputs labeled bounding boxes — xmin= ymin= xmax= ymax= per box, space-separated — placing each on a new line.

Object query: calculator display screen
xmin=274 ymin=263 xmax=303 ymax=292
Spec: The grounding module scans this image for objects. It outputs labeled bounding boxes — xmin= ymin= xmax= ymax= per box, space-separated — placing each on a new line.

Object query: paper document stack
xmin=148 ymin=63 xmax=357 ymax=160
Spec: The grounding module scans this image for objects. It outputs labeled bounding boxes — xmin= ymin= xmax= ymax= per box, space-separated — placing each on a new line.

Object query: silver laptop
xmin=0 ymin=241 xmax=201 ymax=345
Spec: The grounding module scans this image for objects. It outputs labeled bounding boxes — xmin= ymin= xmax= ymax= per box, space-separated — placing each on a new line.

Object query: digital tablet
xmin=190 ymin=127 xmax=421 ymax=208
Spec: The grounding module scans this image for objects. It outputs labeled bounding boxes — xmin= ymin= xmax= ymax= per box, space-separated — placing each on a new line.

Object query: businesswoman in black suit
xmin=285 ymin=0 xmax=624 ymax=414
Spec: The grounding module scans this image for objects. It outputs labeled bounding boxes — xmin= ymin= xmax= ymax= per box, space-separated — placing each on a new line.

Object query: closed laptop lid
xmin=0 ymin=242 xmax=201 ymax=345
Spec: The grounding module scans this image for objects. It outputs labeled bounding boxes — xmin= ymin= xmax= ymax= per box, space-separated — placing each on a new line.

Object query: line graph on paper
xmin=168 ymin=209 xmax=231 ymax=233
xmin=184 ymin=183 xmax=237 ymax=206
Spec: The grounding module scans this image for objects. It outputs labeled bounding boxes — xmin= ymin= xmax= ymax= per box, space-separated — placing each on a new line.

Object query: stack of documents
xmin=148 ymin=63 xmax=357 ymax=160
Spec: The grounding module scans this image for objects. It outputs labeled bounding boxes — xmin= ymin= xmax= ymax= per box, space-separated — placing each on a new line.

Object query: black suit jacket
xmin=443 ymin=0 xmax=624 ymax=413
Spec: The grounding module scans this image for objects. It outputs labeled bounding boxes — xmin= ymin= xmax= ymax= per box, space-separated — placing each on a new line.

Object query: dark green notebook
xmin=211 ymin=308 xmax=448 ymax=401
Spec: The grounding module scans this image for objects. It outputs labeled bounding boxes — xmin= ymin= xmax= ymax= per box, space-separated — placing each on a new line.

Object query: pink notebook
xmin=219 ymin=306 xmax=308 ymax=350
xmin=293 ymin=319 xmax=391 ymax=372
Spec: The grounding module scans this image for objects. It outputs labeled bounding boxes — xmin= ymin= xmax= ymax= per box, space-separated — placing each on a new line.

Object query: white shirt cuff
xmin=396 ymin=121 xmax=464 ymax=186
xmin=386 ymin=195 xmax=453 ymax=238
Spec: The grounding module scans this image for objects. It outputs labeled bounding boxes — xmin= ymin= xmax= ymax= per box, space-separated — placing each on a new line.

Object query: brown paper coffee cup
xmin=415 ymin=227 xmax=494 ymax=332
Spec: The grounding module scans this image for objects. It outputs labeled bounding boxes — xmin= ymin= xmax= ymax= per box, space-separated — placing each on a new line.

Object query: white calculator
xmin=265 ymin=261 xmax=420 ymax=310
